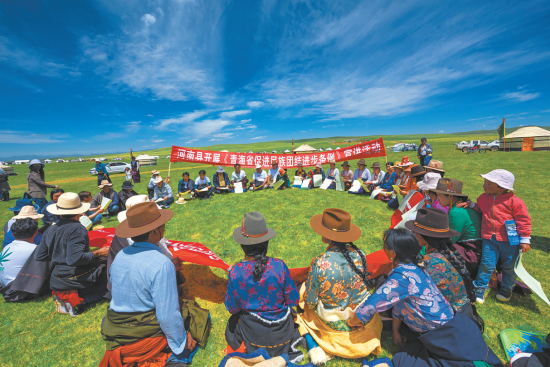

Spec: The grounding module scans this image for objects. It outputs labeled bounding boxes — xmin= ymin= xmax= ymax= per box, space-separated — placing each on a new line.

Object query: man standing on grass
xmin=100 ymin=201 xmax=197 ymax=367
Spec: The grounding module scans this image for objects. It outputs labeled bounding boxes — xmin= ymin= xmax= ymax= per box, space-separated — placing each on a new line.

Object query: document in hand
xmin=234 ymin=182 xmax=243 ymax=194
xmin=515 ymin=253 xmax=550 ymax=305
xmin=313 ymin=174 xmax=323 ymax=188
xmin=100 ymin=197 xmax=112 ymax=210
xmin=293 ymin=176 xmax=303 ymax=188
xmin=155 ymin=198 xmax=164 ymax=202
xmin=335 ymin=175 xmax=344 ymax=192
xmin=79 ymin=216 xmax=93 ymax=230
xmin=179 ymin=190 xmax=193 ymax=200
xmin=320 ymin=178 xmax=332 ymax=190
xmin=349 ymin=180 xmax=362 ymax=193
xmin=273 ymin=178 xmax=285 ymax=189
xmin=218 ymin=187 xmax=230 ymax=191
xmin=198 ymin=187 xmax=210 ymax=192
xmin=301 ymin=178 xmax=311 ymax=189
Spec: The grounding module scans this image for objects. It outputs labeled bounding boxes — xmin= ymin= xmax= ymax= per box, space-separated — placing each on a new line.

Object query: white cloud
xmin=247 ymin=101 xmax=264 ymax=108
xmin=212 ymin=132 xmax=234 ymax=139
xmin=0 ymin=131 xmax=66 ymax=144
xmin=541 ymin=109 xmax=550 ymax=113
xmin=125 ymin=121 xmax=142 ymax=132
xmin=220 ymin=110 xmax=251 ymax=118
xmin=438 ymin=130 xmax=444 ymax=133
xmin=322 ymin=124 xmax=344 ymax=128
xmin=151 ymin=139 xmax=165 ymax=143
xmin=101 ymin=132 xmax=126 ymax=140
xmin=251 ymin=136 xmax=266 ymax=140
xmin=240 ymin=119 xmax=251 ymax=123
xmin=146 ymin=114 xmax=154 ymax=117
xmin=141 ymin=14 xmax=156 ymax=27
xmin=501 ymin=90 xmax=540 ymax=102
xmin=156 ymin=110 xmax=209 ymax=130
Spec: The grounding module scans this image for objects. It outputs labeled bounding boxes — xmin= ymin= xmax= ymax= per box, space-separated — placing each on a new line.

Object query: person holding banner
xmin=250 ymin=164 xmax=269 ymax=191
xmin=224 ymin=212 xmax=304 ymax=362
xmin=340 ymin=161 xmax=354 ymax=191
xmin=325 ymin=159 xmax=339 ymax=189
xmin=231 ymin=164 xmax=248 ymax=191
xmin=194 ymin=170 xmax=214 ymax=199
xmin=213 ymin=166 xmax=232 ymax=194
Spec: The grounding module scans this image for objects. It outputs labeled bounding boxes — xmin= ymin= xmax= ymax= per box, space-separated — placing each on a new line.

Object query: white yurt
xmin=294 ymin=144 xmax=317 ymax=153
xmin=136 ymin=154 xmax=158 ymax=166
xmin=500 ymin=126 xmax=550 ymax=151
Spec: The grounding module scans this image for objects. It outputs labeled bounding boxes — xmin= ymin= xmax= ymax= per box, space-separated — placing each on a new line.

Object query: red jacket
xmin=476 ymin=192 xmax=531 ymax=241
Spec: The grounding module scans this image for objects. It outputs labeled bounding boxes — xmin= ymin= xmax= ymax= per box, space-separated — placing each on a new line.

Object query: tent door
xmin=522 ymin=137 xmax=534 ymax=151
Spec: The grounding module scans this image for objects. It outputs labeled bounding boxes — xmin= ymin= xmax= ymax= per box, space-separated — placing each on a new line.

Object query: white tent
xmin=136 ymin=154 xmax=158 ymax=166
xmin=294 ymin=144 xmax=317 ymax=153
xmin=336 ymin=147 xmax=341 ymax=150
xmin=318 ymin=148 xmax=324 ymax=152
xmin=283 ymin=149 xmax=290 ymax=153
xmin=501 ymin=126 xmax=550 ymax=151
xmin=220 ymin=150 xmax=229 ymax=152
xmin=44 ymin=159 xmax=52 ymax=163
xmin=326 ymin=147 xmax=332 ymax=151
xmin=272 ymin=150 xmax=278 ymax=153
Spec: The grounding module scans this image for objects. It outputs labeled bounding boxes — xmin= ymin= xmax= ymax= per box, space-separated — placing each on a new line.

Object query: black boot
xmin=4 ymin=192 xmax=9 ymax=201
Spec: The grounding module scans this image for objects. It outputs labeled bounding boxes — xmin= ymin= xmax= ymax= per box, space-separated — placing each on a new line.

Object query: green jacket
xmin=449 ymin=205 xmax=482 ymax=243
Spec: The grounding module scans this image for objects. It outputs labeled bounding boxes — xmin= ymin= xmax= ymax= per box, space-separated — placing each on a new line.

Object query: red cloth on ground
xmin=99 ymin=336 xmax=170 ymax=367
xmin=224 ymin=342 xmax=246 ymax=355
xmin=52 ymin=290 xmax=83 ymax=307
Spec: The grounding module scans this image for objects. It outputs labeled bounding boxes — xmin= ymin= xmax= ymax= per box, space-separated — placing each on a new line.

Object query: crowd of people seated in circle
xmin=0 ymin=156 xmax=539 ymax=367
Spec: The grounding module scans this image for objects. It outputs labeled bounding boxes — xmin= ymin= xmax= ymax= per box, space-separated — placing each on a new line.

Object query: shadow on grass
xmin=180 ymin=264 xmax=228 ymax=304
xmin=532 ymin=236 xmax=550 ymax=252
xmin=486 ymin=288 xmax=541 ymax=314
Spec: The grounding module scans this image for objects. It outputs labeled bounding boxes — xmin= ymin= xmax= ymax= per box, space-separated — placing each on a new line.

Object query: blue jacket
xmin=42 ymin=200 xmax=60 ymax=226
xmin=95 ymin=162 xmax=109 ymax=175
xmin=213 ymin=172 xmax=230 ymax=188
xmin=178 ymin=179 xmax=194 ymax=193
xmin=153 ymin=183 xmax=174 ymax=201
xmin=380 ymin=171 xmax=397 ymax=190
xmin=3 ymin=231 xmax=42 ymax=249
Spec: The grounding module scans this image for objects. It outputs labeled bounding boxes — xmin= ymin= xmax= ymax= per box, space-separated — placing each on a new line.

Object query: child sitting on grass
xmin=458 ymin=169 xmax=532 ymax=303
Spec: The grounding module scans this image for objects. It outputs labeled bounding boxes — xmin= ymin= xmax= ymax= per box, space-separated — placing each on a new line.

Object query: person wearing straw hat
xmin=25 ymin=159 xmax=59 ymax=212
xmin=147 ymin=170 xmax=161 ymax=199
xmin=213 ymin=166 xmax=232 ymax=194
xmin=364 ymin=162 xmax=386 ymax=194
xmin=424 ymin=160 xmax=445 ymax=178
xmin=35 ymin=193 xmax=110 ymax=316
xmin=250 ymin=164 xmax=269 ymax=191
xmin=151 ymin=176 xmax=174 ymax=208
xmin=350 ymin=159 xmax=371 ymax=195
xmin=1 ymin=218 xmax=40 ymax=288
xmin=224 ymin=212 xmax=304 ymax=361
xmin=101 ymin=201 xmax=199 ymax=366
xmin=340 ymin=161 xmax=354 ymax=191
xmin=4 ymin=199 xmax=41 ymax=235
xmin=91 ymin=180 xmax=120 ymax=217
xmin=2 ymin=205 xmax=44 ymax=248
xmin=405 ymin=208 xmax=484 ymax=327
xmin=296 ymin=209 xmax=382 ymax=364
xmin=117 ymin=181 xmax=140 ymax=211
xmin=348 ymin=229 xmax=503 ymax=367
xmin=417 ymin=173 xmax=449 ymax=213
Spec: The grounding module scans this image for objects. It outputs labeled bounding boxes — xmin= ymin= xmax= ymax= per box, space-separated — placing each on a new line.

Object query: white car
xmin=456 ymin=140 xmax=496 ymax=152
xmin=90 ymin=162 xmax=132 ymax=175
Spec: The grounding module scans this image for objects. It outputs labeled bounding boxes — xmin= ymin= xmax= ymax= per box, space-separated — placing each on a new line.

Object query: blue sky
xmin=1 ymin=0 xmax=549 ymax=158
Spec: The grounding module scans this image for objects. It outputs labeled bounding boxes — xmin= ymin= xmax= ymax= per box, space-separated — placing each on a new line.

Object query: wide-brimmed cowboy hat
xmin=405 ymin=208 xmax=459 ymax=239
xmin=151 ymin=170 xmax=160 ymax=175
xmin=357 ymin=159 xmax=366 ymax=166
xmin=297 ymin=162 xmax=303 ymax=166
xmin=117 ymin=195 xmax=161 ymax=223
xmin=271 ymin=160 xmax=278 ymax=165
xmin=47 ymin=192 xmax=90 ymax=215
xmin=216 ymin=166 xmax=225 ymax=173
xmin=480 ymin=169 xmax=515 ymax=191
xmin=175 ymin=197 xmax=187 ymax=205
xmin=13 ymin=205 xmax=44 ymax=220
xmin=233 ymin=212 xmax=277 ymax=245
xmin=255 ymin=164 xmax=262 ymax=169
xmin=417 ymin=172 xmax=441 ymax=191
xmin=154 ymin=176 xmax=164 ymax=184
xmin=410 ymin=165 xmax=425 ymax=177
xmin=98 ymin=180 xmax=113 ymax=189
xmin=121 ymin=181 xmax=134 ymax=190
xmin=116 ymin=201 xmax=174 ymax=238
xmin=424 ymin=160 xmax=445 ymax=172
xmin=371 ymin=162 xmax=381 ymax=169
xmin=329 ymin=159 xmax=336 ymax=165
xmin=310 ymin=208 xmax=361 ymax=243
xmin=341 ymin=161 xmax=349 ymax=167
xmin=431 ymin=178 xmax=468 ymax=197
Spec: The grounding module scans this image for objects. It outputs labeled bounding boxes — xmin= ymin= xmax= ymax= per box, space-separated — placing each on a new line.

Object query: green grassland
xmin=1 ymin=132 xmax=549 ymax=366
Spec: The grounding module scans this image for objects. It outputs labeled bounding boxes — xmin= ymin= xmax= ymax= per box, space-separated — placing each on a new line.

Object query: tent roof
xmin=505 ymin=126 xmax=550 ymax=139
xmin=284 ymin=149 xmax=290 ymax=152
xmin=136 ymin=154 xmax=155 ymax=159
xmin=294 ymin=144 xmax=317 ymax=152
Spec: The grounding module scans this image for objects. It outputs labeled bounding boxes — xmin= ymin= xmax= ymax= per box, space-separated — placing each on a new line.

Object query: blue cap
xmin=9 ymin=199 xmax=39 ymax=212
xmin=28 ymin=159 xmax=44 ymax=169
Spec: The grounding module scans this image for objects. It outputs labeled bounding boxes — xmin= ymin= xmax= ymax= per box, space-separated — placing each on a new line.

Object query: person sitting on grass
xmin=152 ymin=176 xmax=174 ymax=208
xmin=275 ymin=168 xmax=290 ymax=190
xmin=340 ymin=161 xmax=354 ymax=191
xmin=231 ymin=164 xmax=248 ymax=192
xmin=42 ymin=188 xmax=65 ymax=230
xmin=213 ymin=166 xmax=232 ymax=194
xmin=347 ymin=228 xmax=503 ymax=367
xmin=406 ymin=208 xmax=485 ymax=328
xmin=118 ymin=181 xmax=139 ymax=211
xmin=268 ymin=160 xmax=280 ymax=188
xmin=0 ymin=218 xmax=39 ymax=288
xmin=194 ymin=170 xmax=214 ymax=199
xmin=147 ymin=170 xmax=161 ymax=199
xmin=376 ymin=162 xmax=397 ymax=199
xmin=2 ymin=206 xmax=44 ymax=248
xmin=35 ymin=193 xmax=110 ymax=316
xmin=178 ymin=172 xmax=195 ymax=198
xmin=399 ymin=165 xmax=424 ymax=197
xmin=101 ymin=201 xmax=199 ymax=367
xmin=296 ymin=208 xmax=382 ymax=365
xmin=424 ymin=160 xmax=445 ymax=178
xmin=308 ymin=162 xmax=326 ymax=188
xmin=325 ymin=159 xmax=339 ymax=189
xmin=295 ymin=162 xmax=308 ymax=179
xmin=457 ymin=169 xmax=532 ymax=304
xmin=79 ymin=191 xmax=104 ymax=226
xmin=224 ymin=212 xmax=304 ymax=362
xmin=417 ymin=173 xmax=449 ymax=213
xmin=91 ymin=180 xmax=120 ymax=218
xmin=251 ymin=164 xmax=269 ymax=191
xmin=364 ymin=162 xmax=386 ymax=194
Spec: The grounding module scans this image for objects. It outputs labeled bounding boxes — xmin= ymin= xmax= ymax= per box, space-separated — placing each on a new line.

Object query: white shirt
xmin=194 ymin=176 xmax=211 ymax=186
xmin=253 ymin=170 xmax=267 ymax=182
xmin=0 ymin=240 xmax=37 ymax=287
xmin=231 ymin=170 xmax=247 ymax=182
xmin=326 ymin=167 xmax=340 ymax=178
xmin=268 ymin=168 xmax=279 ymax=181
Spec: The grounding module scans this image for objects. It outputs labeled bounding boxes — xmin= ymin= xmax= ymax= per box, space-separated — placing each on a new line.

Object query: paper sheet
xmin=335 ymin=175 xmax=344 ymax=192
xmin=155 ymin=198 xmax=164 ymax=202
xmin=349 ymin=180 xmax=362 ymax=193
xmin=515 ymin=253 xmax=550 ymax=306
xmin=293 ymin=176 xmax=303 ymax=188
xmin=79 ymin=216 xmax=93 ymax=230
xmin=198 ymin=187 xmax=210 ymax=192
xmin=320 ymin=178 xmax=333 ymax=190
xmin=217 ymin=186 xmax=230 ymax=190
xmin=370 ymin=188 xmax=384 ymax=199
xmin=100 ymin=197 xmax=112 ymax=210
xmin=179 ymin=190 xmax=193 ymax=200
xmin=313 ymin=174 xmax=323 ymax=188
xmin=234 ymin=182 xmax=243 ymax=194
xmin=273 ymin=178 xmax=285 ymax=189
xmin=301 ymin=178 xmax=311 ymax=189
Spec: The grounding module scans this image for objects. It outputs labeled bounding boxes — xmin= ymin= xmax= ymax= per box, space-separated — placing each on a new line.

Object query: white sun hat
xmin=480 ymin=169 xmax=515 ymax=191
xmin=417 ymin=172 xmax=442 ymax=191
xmin=47 ymin=193 xmax=90 ymax=215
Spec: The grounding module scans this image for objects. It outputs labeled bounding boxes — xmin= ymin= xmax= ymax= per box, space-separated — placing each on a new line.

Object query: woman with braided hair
xmin=348 ymin=229 xmax=503 ymax=367
xmin=224 ymin=212 xmax=305 ymax=363
xmin=295 ymin=208 xmax=383 ymax=364
xmin=406 ymin=208 xmax=484 ymax=331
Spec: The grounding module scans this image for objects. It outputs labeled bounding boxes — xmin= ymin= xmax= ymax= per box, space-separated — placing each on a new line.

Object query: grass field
xmin=1 ymin=133 xmax=549 ymax=366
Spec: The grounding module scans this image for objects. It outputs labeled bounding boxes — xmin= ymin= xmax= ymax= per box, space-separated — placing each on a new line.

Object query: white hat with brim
xmin=13 ymin=205 xmax=44 ymax=220
xmin=117 ymin=195 xmax=160 ymax=223
xmin=47 ymin=193 xmax=90 ymax=215
xmin=154 ymin=176 xmax=164 ymax=184
xmin=216 ymin=166 xmax=225 ymax=173
xmin=480 ymin=169 xmax=515 ymax=191
xmin=417 ymin=172 xmax=441 ymax=191
xmin=255 ymin=164 xmax=262 ymax=169
xmin=98 ymin=180 xmax=113 ymax=189
xmin=175 ymin=198 xmax=187 ymax=205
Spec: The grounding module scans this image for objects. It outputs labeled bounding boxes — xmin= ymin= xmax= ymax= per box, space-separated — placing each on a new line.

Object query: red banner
xmin=170 ymin=138 xmax=386 ymax=168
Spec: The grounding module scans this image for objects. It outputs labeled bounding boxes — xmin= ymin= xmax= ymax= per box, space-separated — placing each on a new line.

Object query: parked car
xmin=89 ymin=161 xmax=131 ymax=175
xmin=456 ymin=140 xmax=498 ymax=152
